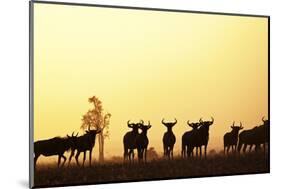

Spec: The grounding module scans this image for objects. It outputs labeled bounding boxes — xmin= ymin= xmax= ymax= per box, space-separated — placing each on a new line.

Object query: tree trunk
xmin=98 ymin=131 xmax=104 ymax=162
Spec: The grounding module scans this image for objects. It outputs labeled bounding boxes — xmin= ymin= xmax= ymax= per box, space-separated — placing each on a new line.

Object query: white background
xmin=0 ymin=0 xmax=278 ymax=188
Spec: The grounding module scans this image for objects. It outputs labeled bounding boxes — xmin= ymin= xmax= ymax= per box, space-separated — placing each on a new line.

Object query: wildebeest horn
xmin=140 ymin=120 xmax=144 ymax=124
xmin=240 ymin=122 xmax=243 ymax=129
xmin=231 ymin=121 xmax=235 ymax=128
xmin=174 ymin=118 xmax=177 ymax=125
xmin=72 ymin=132 xmax=74 ymax=137
xmin=76 ymin=132 xmax=79 ymax=137
xmin=127 ymin=120 xmax=133 ymax=128
xmin=262 ymin=116 xmax=265 ymax=122
xmin=211 ymin=117 xmax=214 ymax=123
xmin=148 ymin=121 xmax=151 ymax=126
xmin=187 ymin=120 xmax=191 ymax=126
xmin=199 ymin=118 xmax=203 ymax=123
xmin=67 ymin=134 xmax=70 ymax=138
xmin=162 ymin=118 xmax=165 ymax=124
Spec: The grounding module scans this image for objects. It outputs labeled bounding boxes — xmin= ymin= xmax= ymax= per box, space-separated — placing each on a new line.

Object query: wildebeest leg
xmin=89 ymin=148 xmax=92 ymax=166
xmin=204 ymin=145 xmax=207 ymax=158
xmin=61 ymin=154 xmax=67 ymax=167
xmin=144 ymin=148 xmax=147 ymax=163
xmin=234 ymin=145 xmax=237 ymax=154
xmin=242 ymin=144 xmax=247 ymax=153
xmin=199 ymin=146 xmax=202 ymax=158
xmin=58 ymin=155 xmax=61 ymax=168
xmin=82 ymin=151 xmax=86 ymax=167
xmin=171 ymin=145 xmax=174 ymax=159
xmin=231 ymin=145 xmax=234 ymax=154
xmin=68 ymin=150 xmax=75 ymax=166
xmin=196 ymin=147 xmax=198 ymax=157
xmin=75 ymin=151 xmax=81 ymax=166
xmin=226 ymin=146 xmax=230 ymax=155
xmin=249 ymin=144 xmax=253 ymax=152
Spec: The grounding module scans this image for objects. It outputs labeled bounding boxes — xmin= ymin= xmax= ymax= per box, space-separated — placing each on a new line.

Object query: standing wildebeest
xmin=136 ymin=121 xmax=152 ymax=162
xmin=123 ymin=120 xmax=142 ymax=162
xmin=70 ymin=127 xmax=101 ymax=167
xmin=193 ymin=117 xmax=214 ymax=158
xmin=34 ymin=133 xmax=76 ymax=168
xmin=181 ymin=120 xmax=201 ymax=158
xmin=238 ymin=117 xmax=269 ymax=153
xmin=162 ymin=118 xmax=177 ymax=159
xmin=223 ymin=121 xmax=243 ymax=155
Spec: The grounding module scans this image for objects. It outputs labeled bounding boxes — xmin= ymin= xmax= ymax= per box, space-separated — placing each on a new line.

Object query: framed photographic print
xmin=29 ymin=0 xmax=269 ymax=188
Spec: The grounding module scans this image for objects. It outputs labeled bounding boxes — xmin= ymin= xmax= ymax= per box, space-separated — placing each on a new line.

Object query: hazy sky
xmin=34 ymin=3 xmax=268 ymax=162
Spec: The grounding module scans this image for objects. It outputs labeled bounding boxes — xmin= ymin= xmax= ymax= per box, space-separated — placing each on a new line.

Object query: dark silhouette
xmin=67 ymin=132 xmax=79 ymax=166
xmin=136 ymin=121 xmax=152 ymax=163
xmin=223 ymin=121 xmax=243 ymax=155
xmin=192 ymin=117 xmax=214 ymax=158
xmin=181 ymin=120 xmax=201 ymax=158
xmin=161 ymin=118 xmax=177 ymax=159
xmin=69 ymin=126 xmax=101 ymax=167
xmin=123 ymin=120 xmax=142 ymax=162
xmin=34 ymin=133 xmax=76 ymax=168
xmin=238 ymin=117 xmax=269 ymax=153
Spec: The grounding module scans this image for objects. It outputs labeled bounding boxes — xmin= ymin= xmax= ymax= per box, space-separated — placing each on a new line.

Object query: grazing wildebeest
xmin=162 ymin=118 xmax=177 ymax=159
xmin=238 ymin=117 xmax=269 ymax=153
xmin=193 ymin=117 xmax=214 ymax=158
xmin=181 ymin=120 xmax=201 ymax=158
xmin=123 ymin=120 xmax=142 ymax=162
xmin=136 ymin=121 xmax=152 ymax=162
xmin=72 ymin=127 xmax=101 ymax=167
xmin=34 ymin=133 xmax=76 ymax=168
xmin=223 ymin=121 xmax=243 ymax=155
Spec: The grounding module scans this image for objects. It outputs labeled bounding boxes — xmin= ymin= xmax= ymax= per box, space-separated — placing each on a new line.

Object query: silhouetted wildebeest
xmin=34 ymin=133 xmax=76 ymax=168
xmin=191 ymin=117 xmax=214 ymax=158
xmin=136 ymin=121 xmax=152 ymax=162
xmin=123 ymin=120 xmax=142 ymax=162
xmin=238 ymin=117 xmax=269 ymax=153
xmin=67 ymin=132 xmax=79 ymax=166
xmin=69 ymin=127 xmax=101 ymax=167
xmin=162 ymin=118 xmax=177 ymax=159
xmin=223 ymin=121 xmax=243 ymax=155
xmin=181 ymin=120 xmax=201 ymax=158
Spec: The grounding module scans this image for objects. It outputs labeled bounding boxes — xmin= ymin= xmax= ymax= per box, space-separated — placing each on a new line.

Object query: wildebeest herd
xmin=34 ymin=117 xmax=269 ymax=168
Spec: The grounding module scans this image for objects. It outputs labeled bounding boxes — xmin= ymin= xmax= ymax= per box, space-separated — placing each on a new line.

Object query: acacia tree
xmin=80 ymin=96 xmax=111 ymax=162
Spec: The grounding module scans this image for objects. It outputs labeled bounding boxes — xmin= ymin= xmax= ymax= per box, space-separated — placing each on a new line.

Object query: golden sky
xmin=33 ymin=3 xmax=268 ymax=162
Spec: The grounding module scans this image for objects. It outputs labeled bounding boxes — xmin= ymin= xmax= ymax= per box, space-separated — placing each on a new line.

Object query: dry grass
xmin=34 ymin=152 xmax=269 ymax=188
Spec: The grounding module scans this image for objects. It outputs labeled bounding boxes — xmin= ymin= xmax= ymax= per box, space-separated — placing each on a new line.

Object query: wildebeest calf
xmin=223 ymin=121 xmax=243 ymax=154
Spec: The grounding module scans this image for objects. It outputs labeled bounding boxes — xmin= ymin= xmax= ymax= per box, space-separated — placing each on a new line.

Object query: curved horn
xmin=140 ymin=120 xmax=144 ymax=125
xmin=162 ymin=118 xmax=165 ymax=125
xmin=262 ymin=116 xmax=265 ymax=122
xmin=231 ymin=121 xmax=235 ymax=128
xmin=187 ymin=120 xmax=191 ymax=126
xmin=76 ymin=132 xmax=79 ymax=137
xmin=148 ymin=121 xmax=151 ymax=126
xmin=199 ymin=118 xmax=203 ymax=123
xmin=240 ymin=122 xmax=243 ymax=129
xmin=72 ymin=132 xmax=74 ymax=137
xmin=127 ymin=120 xmax=133 ymax=128
xmin=174 ymin=118 xmax=177 ymax=125
xmin=211 ymin=117 xmax=214 ymax=123
xmin=67 ymin=134 xmax=70 ymax=138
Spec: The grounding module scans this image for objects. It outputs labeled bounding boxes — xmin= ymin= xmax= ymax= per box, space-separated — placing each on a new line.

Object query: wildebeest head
xmin=139 ymin=121 xmax=152 ymax=133
xmin=127 ymin=120 xmax=141 ymax=132
xmin=67 ymin=132 xmax=79 ymax=149
xmin=187 ymin=120 xmax=200 ymax=130
xmin=230 ymin=121 xmax=243 ymax=132
xmin=161 ymin=118 xmax=177 ymax=129
xmin=85 ymin=126 xmax=101 ymax=138
xmin=199 ymin=117 xmax=214 ymax=128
